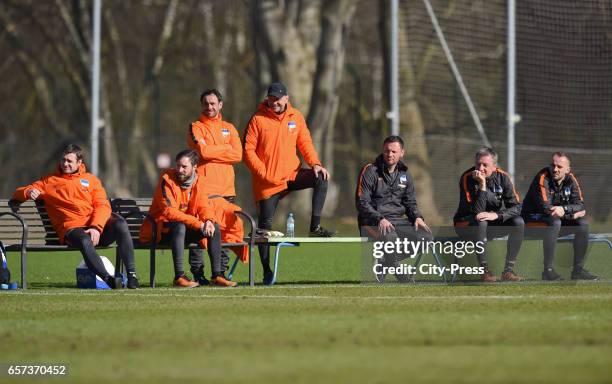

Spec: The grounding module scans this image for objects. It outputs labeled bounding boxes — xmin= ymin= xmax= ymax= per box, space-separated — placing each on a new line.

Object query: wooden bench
xmin=0 ymin=198 xmax=256 ymax=289
xmin=0 ymin=199 xmax=123 ymax=289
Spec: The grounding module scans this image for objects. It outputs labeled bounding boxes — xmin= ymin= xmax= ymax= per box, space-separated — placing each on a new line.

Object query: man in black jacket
xmin=356 ymin=136 xmax=432 ymax=282
xmin=522 ymin=152 xmax=596 ymax=280
xmin=453 ymin=147 xmax=524 ymax=282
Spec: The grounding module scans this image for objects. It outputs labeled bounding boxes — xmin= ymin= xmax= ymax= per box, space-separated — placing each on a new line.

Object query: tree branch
xmin=128 ymin=0 xmax=180 ymax=188
xmin=55 ymin=0 xmax=90 ymax=68
xmin=0 ymin=8 xmax=71 ymax=137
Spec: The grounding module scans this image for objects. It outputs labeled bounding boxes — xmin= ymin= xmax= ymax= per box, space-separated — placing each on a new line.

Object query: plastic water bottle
xmin=286 ymin=213 xmax=295 ymax=238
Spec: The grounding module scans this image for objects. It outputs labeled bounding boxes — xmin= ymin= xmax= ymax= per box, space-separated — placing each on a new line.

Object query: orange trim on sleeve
xmin=356 ymin=164 xmax=372 ymax=198
xmin=461 ymin=172 xmax=472 ymax=203
xmin=497 ymin=168 xmax=521 ymax=203
xmin=538 ymin=172 xmax=548 ymax=203
xmin=454 ymin=220 xmax=470 ymax=228
xmin=569 ymin=173 xmax=584 ymax=200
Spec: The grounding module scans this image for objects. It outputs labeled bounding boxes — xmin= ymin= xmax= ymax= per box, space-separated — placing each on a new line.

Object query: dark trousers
xmin=455 ymin=215 xmax=524 ymax=270
xmin=360 ymin=218 xmax=433 ymax=282
xmin=64 ymin=215 xmax=136 ymax=279
xmin=359 ymin=218 xmax=433 ymax=263
xmin=160 ymin=222 xmax=227 ymax=278
xmin=524 ymin=215 xmax=589 ymax=270
xmin=257 ymin=169 xmax=328 ymax=274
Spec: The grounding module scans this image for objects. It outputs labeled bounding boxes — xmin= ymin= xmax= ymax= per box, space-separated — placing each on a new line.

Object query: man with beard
xmin=522 ymin=152 xmax=596 ymax=280
xmin=243 ymin=82 xmax=336 ymax=285
xmin=140 ymin=149 xmax=237 ymax=287
xmin=356 ymin=135 xmax=432 ymax=283
xmin=188 ymin=88 xmax=248 ymax=268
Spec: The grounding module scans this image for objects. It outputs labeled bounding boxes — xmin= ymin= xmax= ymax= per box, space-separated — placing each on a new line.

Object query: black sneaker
xmin=104 ymin=275 xmax=123 ymax=289
xmin=127 ymin=273 xmax=140 ymax=289
xmin=194 ymin=275 xmax=210 ymax=287
xmin=191 ymin=267 xmax=210 ymax=287
xmin=263 ymin=270 xmax=274 ymax=286
xmin=309 ymin=225 xmax=337 ymax=237
xmin=542 ymin=268 xmax=562 ymax=281
xmin=571 ymin=268 xmax=598 ymax=280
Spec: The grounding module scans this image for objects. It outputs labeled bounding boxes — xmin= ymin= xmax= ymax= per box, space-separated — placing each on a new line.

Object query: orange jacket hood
xmin=54 ymin=162 xmax=87 ymax=177
xmin=198 ymin=112 xmax=222 ymax=124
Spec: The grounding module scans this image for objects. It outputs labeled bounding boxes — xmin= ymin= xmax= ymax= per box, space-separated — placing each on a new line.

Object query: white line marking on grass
xmin=6 ymin=291 xmax=612 ymax=301
xmin=353 ymin=294 xmax=612 ymax=300
xmin=6 ymin=291 xmax=327 ymax=299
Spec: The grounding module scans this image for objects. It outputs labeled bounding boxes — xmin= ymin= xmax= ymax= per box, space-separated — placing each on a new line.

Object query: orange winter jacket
xmin=207 ymin=197 xmax=248 ymax=262
xmin=139 ymin=169 xmax=214 ymax=246
xmin=188 ymin=113 xmax=242 ymax=197
xmin=243 ymin=102 xmax=321 ymax=201
xmin=12 ymin=164 xmax=111 ymax=243
xmin=140 ymin=169 xmax=248 ymax=261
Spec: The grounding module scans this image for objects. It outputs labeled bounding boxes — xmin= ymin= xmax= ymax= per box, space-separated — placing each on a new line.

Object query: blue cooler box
xmin=76 ymin=256 xmax=124 ymax=289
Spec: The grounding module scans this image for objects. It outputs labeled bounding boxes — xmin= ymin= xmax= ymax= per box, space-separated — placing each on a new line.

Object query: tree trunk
xmin=254 ymin=0 xmax=320 ymax=111
xmin=397 ymin=6 xmax=442 ymax=224
xmin=307 ymin=0 xmax=357 ymax=214
xmin=126 ymin=0 xmax=180 ymax=193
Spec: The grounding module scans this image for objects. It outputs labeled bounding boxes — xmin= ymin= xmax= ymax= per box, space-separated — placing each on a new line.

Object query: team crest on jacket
xmin=221 ymin=128 xmax=230 ymax=137
xmin=562 ymin=186 xmax=571 ymax=201
xmin=80 ymin=179 xmax=90 ymax=188
xmin=288 ymin=121 xmax=297 ymax=132
xmin=399 ymin=174 xmax=407 ymax=188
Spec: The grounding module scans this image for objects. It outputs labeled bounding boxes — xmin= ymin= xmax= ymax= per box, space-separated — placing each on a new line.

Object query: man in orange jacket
xmin=188 ymin=88 xmax=242 ymax=200
xmin=139 ymin=149 xmax=237 ymax=287
xmin=244 ymin=82 xmax=336 ymax=284
xmin=187 ymin=88 xmax=247 ymax=264
xmin=12 ymin=144 xmax=139 ymax=289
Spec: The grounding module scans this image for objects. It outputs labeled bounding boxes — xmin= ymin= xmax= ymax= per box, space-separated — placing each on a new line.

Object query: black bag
xmin=0 ymin=241 xmax=10 ymax=284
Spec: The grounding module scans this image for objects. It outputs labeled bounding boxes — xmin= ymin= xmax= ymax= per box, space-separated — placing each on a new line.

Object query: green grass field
xmin=1 ymin=243 xmax=612 ymax=383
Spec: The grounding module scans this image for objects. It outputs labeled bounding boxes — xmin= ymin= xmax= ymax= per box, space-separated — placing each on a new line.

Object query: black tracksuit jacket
xmin=521 ymin=167 xmax=584 ymax=220
xmin=453 ymin=167 xmax=522 ymax=223
xmin=356 ymin=155 xmax=422 ymax=226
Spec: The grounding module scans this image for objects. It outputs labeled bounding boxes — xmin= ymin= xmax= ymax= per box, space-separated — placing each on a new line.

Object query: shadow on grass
xmin=28 ymin=282 xmax=81 ymax=289
xmin=262 ymin=280 xmax=360 ymax=286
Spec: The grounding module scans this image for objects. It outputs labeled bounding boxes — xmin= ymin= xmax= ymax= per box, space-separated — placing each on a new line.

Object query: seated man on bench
xmin=12 ymin=144 xmax=140 ymax=289
xmin=522 ymin=152 xmax=596 ymax=281
xmin=356 ymin=135 xmax=432 ymax=283
xmin=453 ymin=147 xmax=523 ymax=282
xmin=139 ymin=149 xmax=237 ymax=287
